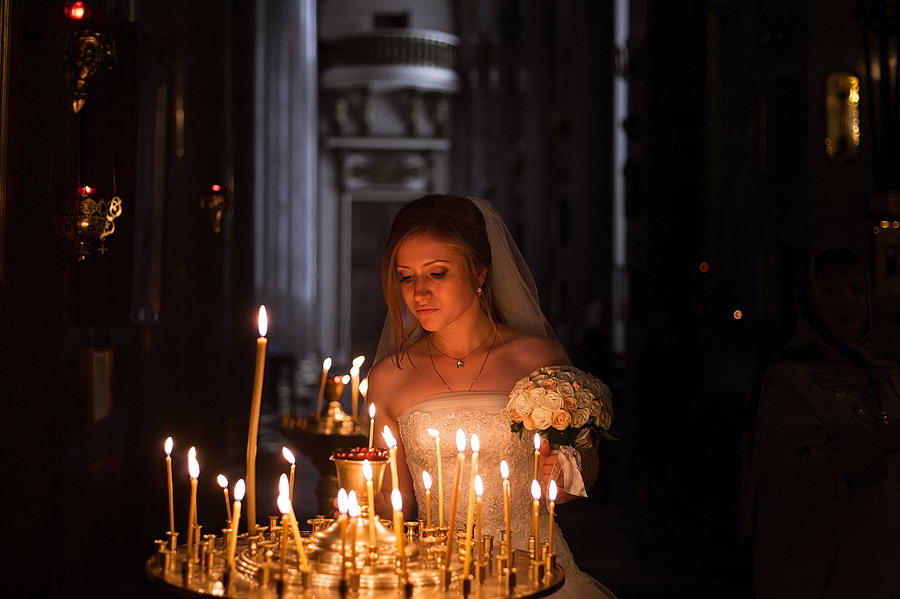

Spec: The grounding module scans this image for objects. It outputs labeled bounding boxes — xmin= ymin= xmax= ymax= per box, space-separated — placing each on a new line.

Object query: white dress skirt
xmin=398 ymin=392 xmax=617 ymax=598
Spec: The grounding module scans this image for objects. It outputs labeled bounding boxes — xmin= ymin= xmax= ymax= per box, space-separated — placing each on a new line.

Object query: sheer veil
xmin=373 ymin=196 xmax=557 ymax=365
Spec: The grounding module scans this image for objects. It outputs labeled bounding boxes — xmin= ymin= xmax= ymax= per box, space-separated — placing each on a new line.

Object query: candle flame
xmin=362 ymin=459 xmax=373 ymax=481
xmin=322 ymin=357 xmax=332 ymax=371
xmin=360 ymin=378 xmax=369 ymax=397
xmin=258 ymin=305 xmax=268 ymax=337
xmin=531 ymin=479 xmax=541 ymax=500
xmin=422 ymin=470 xmax=432 ymax=490
xmin=350 ymin=365 xmax=359 ymax=377
xmin=455 ymin=429 xmax=466 ymax=452
xmin=282 ymin=446 xmax=295 ymax=464
xmin=391 ymin=487 xmax=403 ymax=512
xmin=337 ymin=488 xmax=349 ymax=514
xmin=279 ymin=472 xmax=290 ymax=497
xmin=534 ymin=432 xmax=541 ymax=451
xmin=549 ymin=479 xmax=558 ymax=502
xmin=164 ymin=436 xmax=173 ymax=455
xmin=348 ymin=490 xmax=360 ymax=517
xmin=382 ymin=425 xmax=397 ymax=448
xmin=368 ymin=402 xmax=375 ymax=418
xmin=234 ymin=478 xmax=246 ymax=501
xmin=341 ymin=374 xmax=350 ymax=384
xmin=475 ymin=474 xmax=484 ymax=497
xmin=352 ymin=355 xmax=366 ymax=368
xmin=217 ymin=474 xmax=228 ymax=488
xmin=277 ymin=493 xmax=290 ymax=515
xmin=427 ymin=428 xmax=440 ymax=439
xmin=188 ymin=446 xmax=200 ymax=479
xmin=500 ymin=460 xmax=510 ymax=480
xmin=471 ymin=433 xmax=480 ymax=453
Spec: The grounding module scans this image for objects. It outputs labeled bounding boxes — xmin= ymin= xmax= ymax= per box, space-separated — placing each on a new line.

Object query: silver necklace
xmin=427 ymin=333 xmax=495 ymax=391
xmin=428 ymin=330 xmax=494 ymax=368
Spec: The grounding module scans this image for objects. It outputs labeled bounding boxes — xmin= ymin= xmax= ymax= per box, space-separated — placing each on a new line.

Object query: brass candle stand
xmin=146 ymin=452 xmax=565 ymax=598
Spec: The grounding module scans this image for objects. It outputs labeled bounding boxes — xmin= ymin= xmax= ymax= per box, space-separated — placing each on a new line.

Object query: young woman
xmin=365 ymin=194 xmax=614 ymax=597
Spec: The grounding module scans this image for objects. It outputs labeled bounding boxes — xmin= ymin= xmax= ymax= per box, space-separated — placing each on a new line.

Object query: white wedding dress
xmin=398 ymin=392 xmax=617 ymax=598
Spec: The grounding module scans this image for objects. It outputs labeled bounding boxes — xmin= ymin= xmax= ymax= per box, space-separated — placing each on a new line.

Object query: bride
xmin=365 ymin=194 xmax=616 ymax=598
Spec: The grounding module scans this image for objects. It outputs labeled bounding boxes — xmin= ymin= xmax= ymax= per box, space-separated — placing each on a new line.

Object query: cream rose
xmin=550 ymin=409 xmax=571 ymax=430
xmin=530 ymin=406 xmax=553 ymax=430
xmin=542 ymin=390 xmax=563 ymax=411
xmin=571 ymin=408 xmax=591 ymax=428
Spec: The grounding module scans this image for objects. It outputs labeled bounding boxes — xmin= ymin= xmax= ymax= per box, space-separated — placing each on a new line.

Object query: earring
xmin=476 ymin=287 xmax=483 ymax=296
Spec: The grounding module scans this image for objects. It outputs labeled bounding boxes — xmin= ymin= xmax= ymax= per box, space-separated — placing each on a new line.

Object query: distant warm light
xmin=894 ymin=221 xmax=899 ymax=229
xmin=882 ymin=220 xmax=890 ymax=229
xmin=211 ymin=184 xmax=221 ymax=192
xmin=699 ymin=262 xmax=709 ymax=273
xmin=67 ymin=1 xmax=86 ymax=20
xmin=733 ymin=310 xmax=743 ymax=320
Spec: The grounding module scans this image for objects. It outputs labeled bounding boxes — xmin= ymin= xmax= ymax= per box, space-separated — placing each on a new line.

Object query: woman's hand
xmin=539 ymin=439 xmax=577 ymax=503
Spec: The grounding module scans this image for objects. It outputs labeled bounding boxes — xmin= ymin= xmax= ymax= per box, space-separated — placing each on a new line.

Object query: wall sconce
xmin=199 ymin=184 xmax=232 ymax=234
xmin=58 ymin=184 xmax=123 ymax=261
xmin=825 ymin=71 xmax=860 ymax=163
xmin=854 ymin=1 xmax=900 ymax=213
xmin=58 ymin=1 xmax=115 ymax=113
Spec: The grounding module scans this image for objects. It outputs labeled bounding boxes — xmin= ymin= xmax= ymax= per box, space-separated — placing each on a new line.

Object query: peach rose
xmin=550 ymin=409 xmax=571 ymax=430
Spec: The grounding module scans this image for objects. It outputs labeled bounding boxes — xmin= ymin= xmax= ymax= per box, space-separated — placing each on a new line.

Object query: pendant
xmin=456 ymin=360 xmax=464 ymax=368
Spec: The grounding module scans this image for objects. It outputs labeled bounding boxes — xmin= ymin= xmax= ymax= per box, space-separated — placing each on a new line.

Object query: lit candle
xmin=500 ymin=460 xmax=511 ymax=551
xmin=360 ymin=378 xmax=369 ymax=403
xmin=227 ymin=478 xmax=245 ymax=569
xmin=474 ymin=474 xmax=484 ymax=563
xmin=186 ymin=447 xmax=200 ymax=562
xmin=164 ymin=437 xmax=175 ymax=536
xmin=315 ymin=357 xmax=332 ymax=417
xmin=367 ymin=403 xmax=376 ymax=449
xmin=547 ymin=479 xmax=557 ymax=555
xmin=463 ymin=433 xmax=480 ymax=578
xmin=217 ymin=474 xmax=232 ymax=522
xmin=350 ymin=355 xmax=365 ymax=420
xmin=391 ymin=488 xmax=407 ymax=578
xmin=348 ymin=490 xmax=360 ymax=570
xmin=422 ymin=471 xmax=433 ymax=529
xmin=246 ymin=305 xmax=268 ymax=535
xmin=278 ymin=473 xmax=310 ymax=570
xmin=337 ymin=488 xmax=349 ymax=578
xmin=282 ymin=447 xmax=296 ymax=504
xmin=530 ymin=479 xmax=541 ymax=555
xmin=383 ymin=425 xmax=399 ymax=491
xmin=533 ymin=433 xmax=541 ymax=483
xmin=445 ymin=429 xmax=466 ymax=565
xmin=363 ymin=459 xmax=378 ymax=552
xmin=427 ymin=428 xmax=444 ymax=528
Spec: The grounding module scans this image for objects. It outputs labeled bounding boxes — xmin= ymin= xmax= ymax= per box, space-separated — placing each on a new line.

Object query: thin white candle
xmin=348 ymin=490 xmax=360 ymax=570
xmin=548 ymin=479 xmax=558 ymax=555
xmin=282 ymin=447 xmax=296 ymax=504
xmin=350 ymin=355 xmax=365 ymax=420
xmin=383 ymin=425 xmax=399 ymax=491
xmin=445 ymin=429 xmax=466 ymax=565
xmin=186 ymin=447 xmax=200 ymax=562
xmin=427 ymin=428 xmax=444 ymax=528
xmin=227 ymin=478 xmax=245 ymax=569
xmin=367 ymin=402 xmax=376 ymax=449
xmin=500 ymin=460 xmax=511 ymax=551
xmin=530 ymin=479 xmax=541 ymax=555
xmin=164 ymin=437 xmax=175 ymax=536
xmin=278 ymin=473 xmax=310 ymax=570
xmin=533 ymin=433 xmax=541 ymax=482
xmin=391 ymin=488 xmax=407 ymax=578
xmin=246 ymin=305 xmax=268 ymax=535
xmin=217 ymin=474 xmax=232 ymax=522
xmin=316 ymin=357 xmax=332 ymax=416
xmin=337 ymin=488 xmax=349 ymax=578
xmin=474 ymin=474 xmax=484 ymax=563
xmin=422 ymin=470 xmax=433 ymax=528
xmin=363 ymin=459 xmax=378 ymax=552
xmin=463 ymin=433 xmax=480 ymax=578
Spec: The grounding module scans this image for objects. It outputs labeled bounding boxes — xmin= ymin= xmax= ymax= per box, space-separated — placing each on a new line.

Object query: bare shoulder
xmin=481 ymin=326 xmax=571 ymax=388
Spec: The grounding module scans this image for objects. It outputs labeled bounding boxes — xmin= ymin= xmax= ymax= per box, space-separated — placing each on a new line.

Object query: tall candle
xmin=363 ymin=460 xmax=378 ymax=552
xmin=278 ymin=473 xmax=310 ymax=570
xmin=350 ymin=355 xmax=365 ymax=420
xmin=348 ymin=490 xmax=360 ymax=570
xmin=444 ymin=429 xmax=466 ymax=565
xmin=500 ymin=460 xmax=511 ymax=551
xmin=530 ymin=479 xmax=541 ymax=555
xmin=315 ymin=357 xmax=332 ymax=417
xmin=463 ymin=433 xmax=480 ymax=578
xmin=533 ymin=433 xmax=541 ymax=483
xmin=217 ymin=474 xmax=232 ymax=522
xmin=422 ymin=471 xmax=433 ymax=528
xmin=367 ymin=403 xmax=376 ymax=449
xmin=547 ymin=480 xmax=557 ymax=555
xmin=164 ymin=437 xmax=175 ymax=535
xmin=337 ymin=488 xmax=349 ymax=578
xmin=186 ymin=447 xmax=200 ymax=562
xmin=383 ymin=425 xmax=399 ymax=491
xmin=474 ymin=474 xmax=484 ymax=563
xmin=427 ymin=428 xmax=444 ymax=528
xmin=246 ymin=305 xmax=268 ymax=535
xmin=391 ymin=488 xmax=407 ymax=577
xmin=282 ymin=447 xmax=296 ymax=504
xmin=227 ymin=479 xmax=245 ymax=569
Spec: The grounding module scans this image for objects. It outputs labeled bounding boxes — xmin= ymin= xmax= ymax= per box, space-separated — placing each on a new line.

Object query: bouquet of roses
xmin=504 ymin=364 xmax=614 ymax=496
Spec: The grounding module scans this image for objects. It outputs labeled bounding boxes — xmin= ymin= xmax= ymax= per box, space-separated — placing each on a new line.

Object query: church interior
xmin=2 ymin=0 xmax=896 ymax=597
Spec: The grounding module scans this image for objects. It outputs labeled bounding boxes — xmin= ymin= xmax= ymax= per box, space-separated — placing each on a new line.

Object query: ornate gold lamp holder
xmin=146 ymin=450 xmax=564 ymax=598
xmin=57 ymin=184 xmax=122 ymax=260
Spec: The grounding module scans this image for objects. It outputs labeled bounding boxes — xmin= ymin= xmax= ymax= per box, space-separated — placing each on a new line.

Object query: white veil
xmin=373 ymin=196 xmax=557 ymax=365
